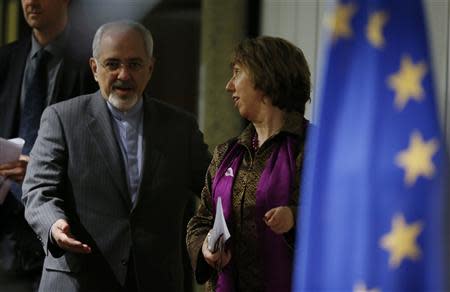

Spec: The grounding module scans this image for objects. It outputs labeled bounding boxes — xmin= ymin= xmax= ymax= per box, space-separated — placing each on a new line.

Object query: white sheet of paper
xmin=0 ymin=137 xmax=25 ymax=204
xmin=207 ymin=197 xmax=231 ymax=252
xmin=0 ymin=137 xmax=24 ymax=164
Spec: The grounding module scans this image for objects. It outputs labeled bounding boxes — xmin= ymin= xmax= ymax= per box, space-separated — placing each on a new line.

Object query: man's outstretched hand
xmin=51 ymin=219 xmax=92 ymax=254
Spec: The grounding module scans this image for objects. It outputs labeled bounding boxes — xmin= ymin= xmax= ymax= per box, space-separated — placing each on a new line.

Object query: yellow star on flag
xmin=366 ymin=11 xmax=389 ymax=48
xmin=324 ymin=3 xmax=357 ymax=41
xmin=380 ymin=214 xmax=423 ymax=268
xmin=396 ymin=131 xmax=439 ymax=186
xmin=354 ymin=281 xmax=380 ymax=292
xmin=388 ymin=55 xmax=427 ymax=110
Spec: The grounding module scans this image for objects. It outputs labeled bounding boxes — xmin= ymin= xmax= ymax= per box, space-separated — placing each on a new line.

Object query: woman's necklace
xmin=252 ymin=133 xmax=259 ymax=151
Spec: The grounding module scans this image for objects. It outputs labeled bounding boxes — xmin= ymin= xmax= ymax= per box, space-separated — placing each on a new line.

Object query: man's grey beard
xmin=107 ymin=92 xmax=139 ymax=112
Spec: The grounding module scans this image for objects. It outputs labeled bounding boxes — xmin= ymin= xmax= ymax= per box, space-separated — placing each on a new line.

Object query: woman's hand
xmin=264 ymin=206 xmax=294 ymax=234
xmin=201 ymin=231 xmax=231 ymax=270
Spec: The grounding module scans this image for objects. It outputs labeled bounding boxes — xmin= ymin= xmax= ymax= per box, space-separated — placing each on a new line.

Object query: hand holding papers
xmin=207 ymin=197 xmax=231 ymax=253
xmin=0 ymin=138 xmax=25 ymax=204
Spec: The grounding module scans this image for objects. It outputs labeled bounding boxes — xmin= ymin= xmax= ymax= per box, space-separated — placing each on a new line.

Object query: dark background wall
xmin=73 ymin=0 xmax=202 ymax=115
xmin=143 ymin=2 xmax=201 ymax=114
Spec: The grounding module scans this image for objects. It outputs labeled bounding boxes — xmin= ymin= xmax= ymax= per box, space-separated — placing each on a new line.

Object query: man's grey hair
xmin=92 ymin=20 xmax=154 ymax=59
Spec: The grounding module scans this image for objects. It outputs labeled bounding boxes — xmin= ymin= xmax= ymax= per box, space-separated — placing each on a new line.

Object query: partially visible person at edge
xmin=0 ymin=0 xmax=97 ymax=290
xmin=186 ymin=36 xmax=311 ymax=291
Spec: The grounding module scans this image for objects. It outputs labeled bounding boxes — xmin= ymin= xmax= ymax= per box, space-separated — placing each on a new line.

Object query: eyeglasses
xmin=96 ymin=59 xmax=145 ymax=73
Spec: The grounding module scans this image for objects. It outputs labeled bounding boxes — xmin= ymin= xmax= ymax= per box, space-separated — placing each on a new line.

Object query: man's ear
xmin=145 ymin=57 xmax=155 ymax=80
xmin=148 ymin=57 xmax=155 ymax=74
xmin=89 ymin=58 xmax=98 ymax=82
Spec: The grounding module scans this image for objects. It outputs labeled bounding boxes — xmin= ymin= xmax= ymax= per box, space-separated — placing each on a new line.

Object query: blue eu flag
xmin=294 ymin=0 xmax=449 ymax=291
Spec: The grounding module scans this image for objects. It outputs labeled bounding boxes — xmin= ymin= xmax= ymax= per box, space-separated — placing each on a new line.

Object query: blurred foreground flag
xmin=294 ymin=0 xmax=449 ymax=291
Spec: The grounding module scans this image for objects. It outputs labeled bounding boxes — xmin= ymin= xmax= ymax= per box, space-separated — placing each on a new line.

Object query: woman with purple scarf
xmin=186 ymin=36 xmax=311 ymax=292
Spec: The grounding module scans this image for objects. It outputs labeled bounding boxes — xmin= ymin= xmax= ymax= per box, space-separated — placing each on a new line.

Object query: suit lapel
xmin=87 ymin=92 xmax=132 ymax=209
xmin=132 ymin=98 xmax=165 ymax=210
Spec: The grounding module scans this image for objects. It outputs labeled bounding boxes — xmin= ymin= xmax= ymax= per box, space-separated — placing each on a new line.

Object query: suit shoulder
xmin=0 ymin=38 xmax=28 ymax=64
xmin=49 ymin=93 xmax=96 ymax=115
xmin=147 ymin=98 xmax=197 ymax=122
xmin=0 ymin=39 xmax=24 ymax=55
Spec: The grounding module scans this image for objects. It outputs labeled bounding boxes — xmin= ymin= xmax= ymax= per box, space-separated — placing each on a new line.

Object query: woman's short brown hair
xmin=231 ymin=36 xmax=311 ymax=114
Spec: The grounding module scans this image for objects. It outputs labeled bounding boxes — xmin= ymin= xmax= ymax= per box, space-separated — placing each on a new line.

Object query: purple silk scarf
xmin=211 ymin=136 xmax=298 ymax=292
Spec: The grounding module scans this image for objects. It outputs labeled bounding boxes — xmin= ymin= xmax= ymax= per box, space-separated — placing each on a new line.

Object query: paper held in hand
xmin=0 ymin=137 xmax=25 ymax=204
xmin=207 ymin=196 xmax=231 ymax=253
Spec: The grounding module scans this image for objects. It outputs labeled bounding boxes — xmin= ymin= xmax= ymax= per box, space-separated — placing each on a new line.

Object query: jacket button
xmin=121 ymin=259 xmax=128 ymax=266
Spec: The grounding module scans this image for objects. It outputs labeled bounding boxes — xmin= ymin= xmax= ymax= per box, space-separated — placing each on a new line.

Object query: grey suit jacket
xmin=22 ymin=91 xmax=211 ymax=291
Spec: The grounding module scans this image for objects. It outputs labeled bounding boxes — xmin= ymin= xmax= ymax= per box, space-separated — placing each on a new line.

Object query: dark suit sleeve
xmin=187 ymin=116 xmax=211 ymax=196
xmin=22 ymin=106 xmax=69 ymax=256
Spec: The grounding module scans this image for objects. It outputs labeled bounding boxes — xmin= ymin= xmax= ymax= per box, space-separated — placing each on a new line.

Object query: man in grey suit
xmin=22 ymin=20 xmax=211 ymax=291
